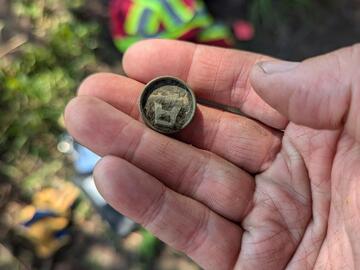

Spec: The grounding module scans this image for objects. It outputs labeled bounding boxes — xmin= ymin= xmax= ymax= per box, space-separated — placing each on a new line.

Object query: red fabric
xmin=182 ymin=0 xmax=196 ymax=9
xmin=199 ymin=39 xmax=232 ymax=48
xmin=178 ymin=28 xmax=200 ymax=41
xmin=158 ymin=21 xmax=166 ymax=32
xmin=110 ymin=0 xmax=132 ymax=37
xmin=233 ymin=20 xmax=254 ymax=41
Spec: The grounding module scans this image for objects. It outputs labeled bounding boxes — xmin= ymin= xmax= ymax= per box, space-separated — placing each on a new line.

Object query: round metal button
xmin=139 ymin=76 xmax=196 ymax=134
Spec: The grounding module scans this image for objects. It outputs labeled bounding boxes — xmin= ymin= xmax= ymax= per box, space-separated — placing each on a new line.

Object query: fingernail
xmin=258 ymin=61 xmax=299 ymax=74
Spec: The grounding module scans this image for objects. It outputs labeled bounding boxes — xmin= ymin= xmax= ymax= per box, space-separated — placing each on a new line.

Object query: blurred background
xmin=1 ymin=0 xmax=360 ymax=269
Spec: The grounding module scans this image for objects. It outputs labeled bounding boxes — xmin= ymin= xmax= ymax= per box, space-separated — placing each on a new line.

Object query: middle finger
xmin=78 ymin=73 xmax=282 ymax=173
xmin=65 ymin=95 xmax=254 ymax=221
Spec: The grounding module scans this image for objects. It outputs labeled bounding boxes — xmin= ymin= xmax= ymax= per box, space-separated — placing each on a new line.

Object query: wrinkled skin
xmin=65 ymin=40 xmax=360 ymax=269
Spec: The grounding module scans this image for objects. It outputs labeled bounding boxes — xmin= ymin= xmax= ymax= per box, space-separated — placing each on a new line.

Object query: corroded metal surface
xmin=139 ymin=77 xmax=196 ymax=134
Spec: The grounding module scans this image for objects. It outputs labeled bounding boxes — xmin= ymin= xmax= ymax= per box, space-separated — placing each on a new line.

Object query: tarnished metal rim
xmin=139 ymin=76 xmax=197 ymax=134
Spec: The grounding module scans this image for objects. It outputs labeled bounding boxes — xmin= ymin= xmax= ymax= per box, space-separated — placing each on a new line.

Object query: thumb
xmin=250 ymin=45 xmax=360 ymax=139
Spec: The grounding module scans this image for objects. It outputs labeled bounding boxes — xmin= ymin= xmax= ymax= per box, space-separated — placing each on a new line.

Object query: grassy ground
xmin=0 ymin=0 xmax=198 ymax=269
xmin=1 ymin=0 xmax=360 ymax=269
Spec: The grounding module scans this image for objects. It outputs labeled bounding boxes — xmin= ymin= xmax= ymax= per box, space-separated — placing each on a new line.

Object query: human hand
xmin=64 ymin=40 xmax=360 ymax=269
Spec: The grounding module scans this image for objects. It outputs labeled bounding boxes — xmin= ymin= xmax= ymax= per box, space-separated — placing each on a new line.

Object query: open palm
xmin=65 ymin=40 xmax=360 ymax=269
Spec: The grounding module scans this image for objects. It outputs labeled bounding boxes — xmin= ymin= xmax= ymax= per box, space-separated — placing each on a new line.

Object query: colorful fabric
xmin=16 ymin=183 xmax=79 ymax=258
xmin=110 ymin=0 xmax=234 ymax=52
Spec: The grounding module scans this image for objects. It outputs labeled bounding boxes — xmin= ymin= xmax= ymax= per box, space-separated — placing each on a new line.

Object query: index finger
xmin=123 ymin=39 xmax=287 ymax=129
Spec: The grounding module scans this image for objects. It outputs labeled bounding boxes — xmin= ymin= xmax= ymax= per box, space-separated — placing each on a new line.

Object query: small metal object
xmin=139 ymin=76 xmax=196 ymax=134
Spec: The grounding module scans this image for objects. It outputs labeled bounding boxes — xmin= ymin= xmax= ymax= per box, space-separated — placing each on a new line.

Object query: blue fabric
xmin=138 ymin=8 xmax=152 ymax=36
xmin=73 ymin=144 xmax=101 ymax=174
xmin=23 ymin=210 xmax=57 ymax=227
xmin=159 ymin=0 xmax=183 ymax=25
xmin=53 ymin=228 xmax=70 ymax=239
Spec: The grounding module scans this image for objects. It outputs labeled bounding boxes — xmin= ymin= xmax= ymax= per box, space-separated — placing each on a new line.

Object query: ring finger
xmin=78 ymin=73 xmax=282 ymax=173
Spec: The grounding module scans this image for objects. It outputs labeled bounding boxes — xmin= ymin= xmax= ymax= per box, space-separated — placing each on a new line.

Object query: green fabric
xmin=146 ymin=11 xmax=160 ymax=34
xmin=124 ymin=4 xmax=146 ymax=35
xmin=167 ymin=0 xmax=194 ymax=22
xmin=198 ymin=24 xmax=233 ymax=42
xmin=114 ymin=36 xmax=142 ymax=52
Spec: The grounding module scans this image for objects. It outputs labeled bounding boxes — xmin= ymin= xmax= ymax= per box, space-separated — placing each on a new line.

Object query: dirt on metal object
xmin=139 ymin=77 xmax=196 ymax=134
